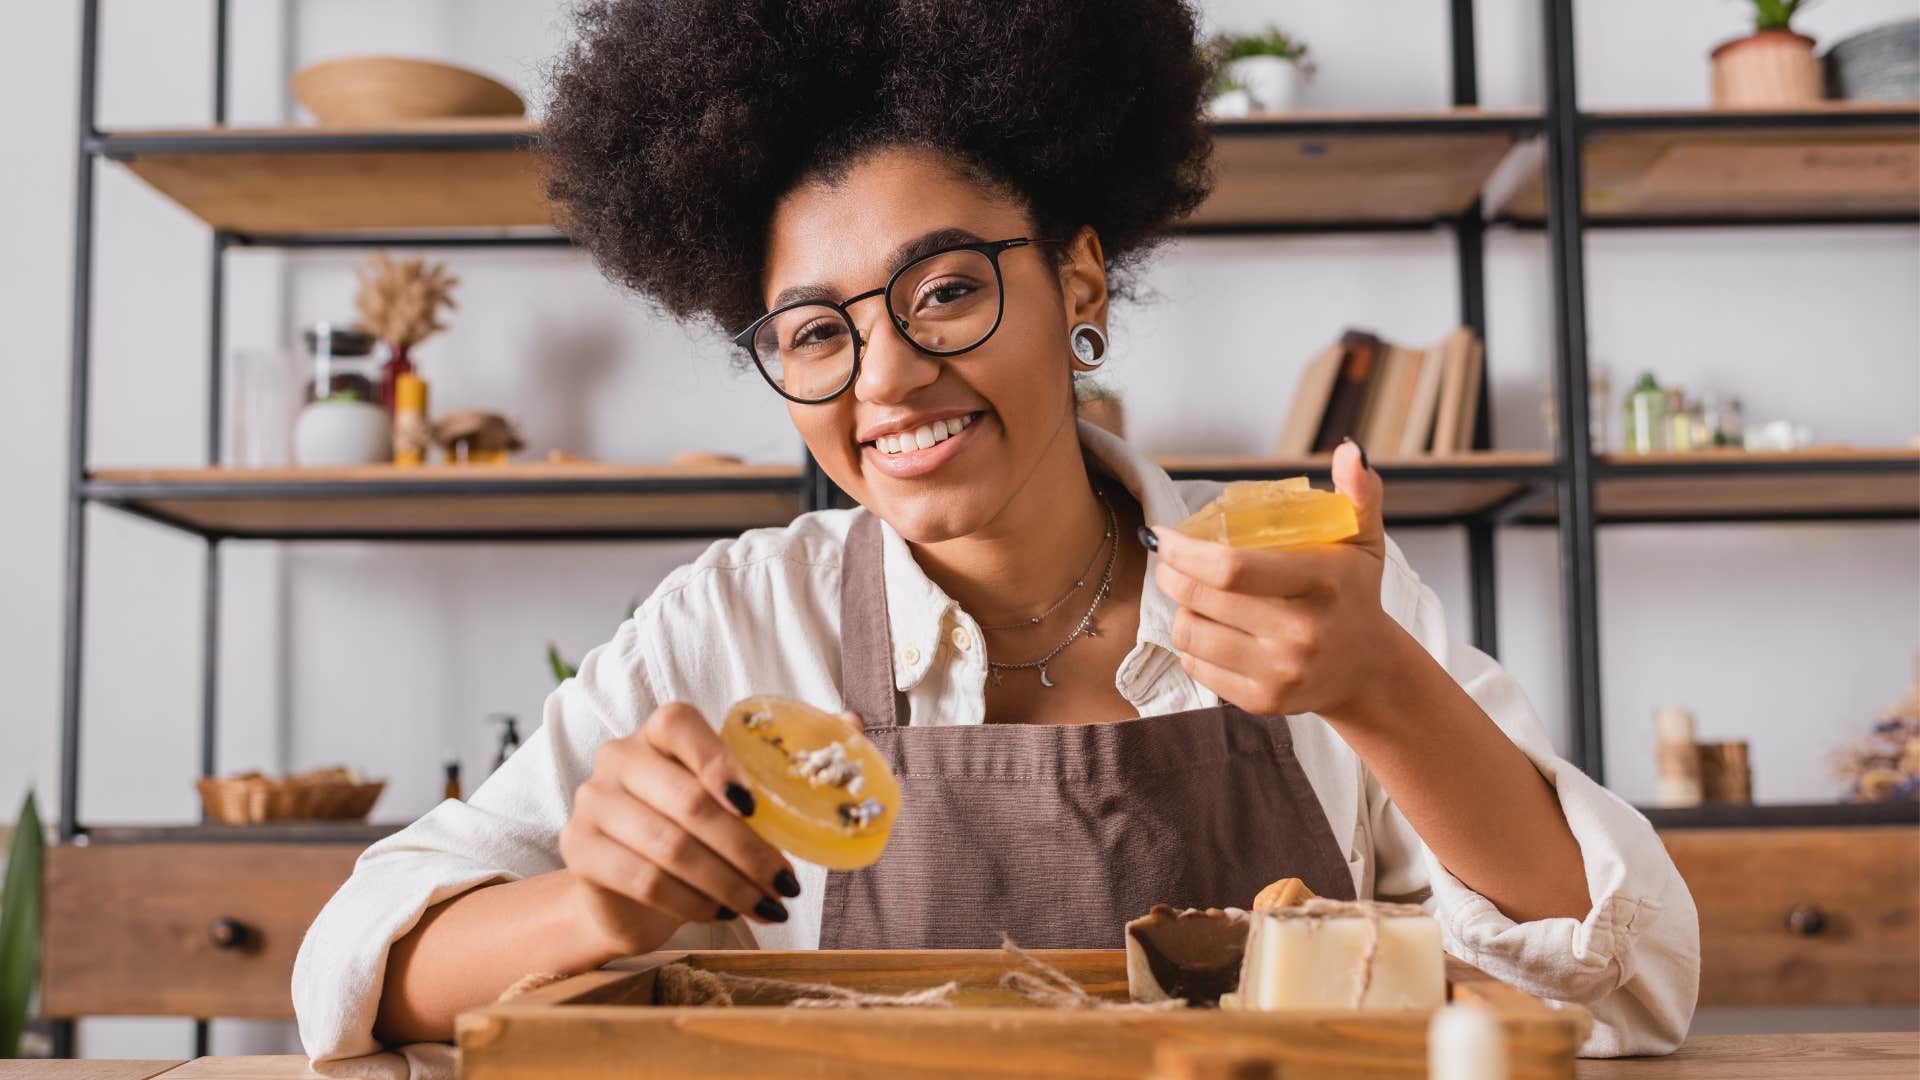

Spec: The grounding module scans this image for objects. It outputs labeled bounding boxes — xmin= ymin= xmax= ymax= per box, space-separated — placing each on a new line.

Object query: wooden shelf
xmin=1641 ymin=801 xmax=1920 ymax=830
xmin=1186 ymin=109 xmax=1536 ymax=231
xmin=1588 ymin=448 xmax=1920 ymax=523
xmin=97 ymin=110 xmax=1537 ymax=240
xmin=1158 ymin=451 xmax=1556 ymax=524
xmin=97 ymin=119 xmax=551 ymax=237
xmin=85 ymin=462 xmax=807 ymax=540
xmin=1492 ymin=105 xmax=1920 ymax=225
xmin=81 ymin=821 xmax=407 ymax=844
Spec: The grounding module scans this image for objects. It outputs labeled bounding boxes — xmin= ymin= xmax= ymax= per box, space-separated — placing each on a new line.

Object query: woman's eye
xmin=788 ymin=319 xmax=845 ymax=350
xmin=918 ymin=278 xmax=978 ymax=311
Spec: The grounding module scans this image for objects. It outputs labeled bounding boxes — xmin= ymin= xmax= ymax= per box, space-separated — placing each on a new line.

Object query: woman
xmin=295 ymin=0 xmax=1697 ymax=1069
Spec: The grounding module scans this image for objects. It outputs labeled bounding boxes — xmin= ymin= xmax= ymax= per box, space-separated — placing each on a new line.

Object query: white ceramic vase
xmin=294 ymin=399 xmax=393 ymax=467
xmin=1225 ymin=56 xmax=1303 ymax=113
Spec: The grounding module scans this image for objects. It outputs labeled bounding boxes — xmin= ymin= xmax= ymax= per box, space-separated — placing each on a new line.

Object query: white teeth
xmin=871 ymin=413 xmax=978 ymax=455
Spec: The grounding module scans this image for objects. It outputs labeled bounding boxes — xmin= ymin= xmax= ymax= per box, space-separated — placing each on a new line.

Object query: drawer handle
xmin=1784 ymin=904 xmax=1827 ymax=937
xmin=208 ymin=916 xmax=253 ymax=951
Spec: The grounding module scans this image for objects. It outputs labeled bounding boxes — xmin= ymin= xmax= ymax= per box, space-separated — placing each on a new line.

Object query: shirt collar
xmin=874 ymin=419 xmax=1194 ymax=691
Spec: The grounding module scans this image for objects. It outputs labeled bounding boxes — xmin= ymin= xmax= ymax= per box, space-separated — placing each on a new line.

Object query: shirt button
xmin=950 ymin=627 xmax=972 ymax=652
xmin=902 ymin=646 xmax=922 ymax=666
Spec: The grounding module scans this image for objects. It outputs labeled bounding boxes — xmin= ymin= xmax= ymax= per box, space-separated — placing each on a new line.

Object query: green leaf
xmin=0 ymin=791 xmax=45 ymax=1059
xmin=547 ymin=642 xmax=578 ymax=685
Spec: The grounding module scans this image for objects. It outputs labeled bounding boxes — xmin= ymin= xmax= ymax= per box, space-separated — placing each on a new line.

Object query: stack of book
xmin=1272 ymin=327 xmax=1485 ymax=459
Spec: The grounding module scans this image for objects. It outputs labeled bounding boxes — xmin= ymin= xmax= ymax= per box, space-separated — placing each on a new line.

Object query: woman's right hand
xmin=560 ymin=702 xmax=800 ymax=955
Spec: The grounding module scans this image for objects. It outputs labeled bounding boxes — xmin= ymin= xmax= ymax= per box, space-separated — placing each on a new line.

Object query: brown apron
xmin=820 ymin=509 xmax=1355 ymax=950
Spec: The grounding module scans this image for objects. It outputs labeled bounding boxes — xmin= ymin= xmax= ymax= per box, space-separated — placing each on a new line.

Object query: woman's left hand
xmin=1149 ymin=440 xmax=1403 ymax=721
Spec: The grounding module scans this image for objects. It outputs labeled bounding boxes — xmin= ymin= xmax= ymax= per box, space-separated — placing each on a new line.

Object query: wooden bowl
xmin=196 ymin=768 xmax=386 ymax=824
xmin=293 ymin=56 xmax=524 ymax=126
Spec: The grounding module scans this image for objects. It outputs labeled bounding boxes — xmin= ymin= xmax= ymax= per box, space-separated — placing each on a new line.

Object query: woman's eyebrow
xmin=768 ymin=226 xmax=986 ymax=310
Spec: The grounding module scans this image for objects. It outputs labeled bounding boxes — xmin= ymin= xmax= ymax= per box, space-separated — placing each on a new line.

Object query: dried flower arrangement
xmin=355 ymin=251 xmax=460 ymax=408
xmin=1831 ymin=656 xmax=1920 ymax=802
xmin=355 ymin=251 xmax=459 ymax=351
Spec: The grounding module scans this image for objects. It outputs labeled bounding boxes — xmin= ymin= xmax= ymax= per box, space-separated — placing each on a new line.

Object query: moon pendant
xmin=1038 ymin=665 xmax=1055 ymax=688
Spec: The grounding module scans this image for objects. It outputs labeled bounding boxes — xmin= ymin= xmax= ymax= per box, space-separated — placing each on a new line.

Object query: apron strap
xmin=839 ymin=510 xmax=906 ymax=729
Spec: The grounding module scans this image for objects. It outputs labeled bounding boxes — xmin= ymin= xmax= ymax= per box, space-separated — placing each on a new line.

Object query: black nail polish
xmin=724 ymin=782 xmax=755 ymax=817
xmin=1342 ymin=435 xmax=1370 ymax=472
xmin=715 ymin=905 xmax=738 ymax=921
xmin=754 ymin=897 xmax=790 ymax=923
xmin=1136 ymin=524 xmax=1159 ymax=552
xmin=773 ymin=869 xmax=801 ymax=898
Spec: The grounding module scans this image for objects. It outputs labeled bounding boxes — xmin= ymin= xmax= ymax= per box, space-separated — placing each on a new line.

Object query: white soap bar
xmin=1234 ymin=906 xmax=1445 ymax=1011
xmin=1429 ymin=1003 xmax=1509 ymax=1080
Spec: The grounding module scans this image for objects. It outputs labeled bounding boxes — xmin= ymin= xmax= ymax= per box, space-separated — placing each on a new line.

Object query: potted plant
xmin=1711 ymin=0 xmax=1824 ymax=108
xmin=2 ymin=792 xmax=44 ymax=1059
xmin=1202 ymin=26 xmax=1313 ymax=116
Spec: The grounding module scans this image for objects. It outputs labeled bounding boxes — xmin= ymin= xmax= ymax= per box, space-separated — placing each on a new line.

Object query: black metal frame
xmin=46 ymin=0 xmax=1919 ymax=1054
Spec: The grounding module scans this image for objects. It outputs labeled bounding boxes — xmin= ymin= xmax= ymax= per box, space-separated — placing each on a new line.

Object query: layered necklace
xmin=980 ymin=490 xmax=1118 ymax=689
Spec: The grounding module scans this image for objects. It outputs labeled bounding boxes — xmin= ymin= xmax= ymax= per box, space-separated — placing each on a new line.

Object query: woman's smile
xmin=860 ymin=409 xmax=988 ymax=479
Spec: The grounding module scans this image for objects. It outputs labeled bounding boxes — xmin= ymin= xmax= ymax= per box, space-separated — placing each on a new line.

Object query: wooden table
xmin=3 ymin=1033 xmax=1914 ymax=1078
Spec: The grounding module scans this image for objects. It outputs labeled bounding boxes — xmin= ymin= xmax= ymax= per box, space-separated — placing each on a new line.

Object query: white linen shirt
xmin=294 ymin=422 xmax=1698 ymax=1077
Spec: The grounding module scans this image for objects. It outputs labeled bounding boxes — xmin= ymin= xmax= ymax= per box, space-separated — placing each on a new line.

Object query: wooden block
xmin=42 ymin=843 xmax=364 ymax=1019
xmin=1659 ymin=826 xmax=1920 ymax=1006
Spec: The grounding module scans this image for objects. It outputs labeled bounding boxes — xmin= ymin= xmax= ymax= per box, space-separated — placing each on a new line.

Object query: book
xmin=1311 ymin=330 xmax=1381 ymax=453
xmin=1360 ymin=341 xmax=1425 ymax=457
xmin=1399 ymin=339 xmax=1449 ymax=458
xmin=1428 ymin=328 xmax=1477 ymax=454
xmin=1273 ymin=341 xmax=1346 ymax=457
xmin=1453 ymin=336 xmax=1486 ymax=452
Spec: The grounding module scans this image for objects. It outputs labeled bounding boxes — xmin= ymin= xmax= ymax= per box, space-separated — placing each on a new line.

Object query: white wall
xmin=2 ymin=0 xmax=1915 ymax=1058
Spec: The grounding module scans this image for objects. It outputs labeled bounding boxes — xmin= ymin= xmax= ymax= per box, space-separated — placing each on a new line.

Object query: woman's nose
xmin=851 ymin=308 xmax=940 ymax=404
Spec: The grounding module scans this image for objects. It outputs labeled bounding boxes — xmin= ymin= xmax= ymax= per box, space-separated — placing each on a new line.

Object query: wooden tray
xmin=458 ymin=949 xmax=1585 ymax=1079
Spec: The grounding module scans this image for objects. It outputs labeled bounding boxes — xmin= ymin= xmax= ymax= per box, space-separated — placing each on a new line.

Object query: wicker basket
xmin=196 ymin=767 xmax=386 ymax=825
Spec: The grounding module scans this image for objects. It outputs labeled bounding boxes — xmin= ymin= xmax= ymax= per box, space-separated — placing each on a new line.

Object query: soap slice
xmin=1175 ymin=478 xmax=1359 ymax=551
xmin=1251 ymin=877 xmax=1317 ymax=912
xmin=1124 ymin=904 xmax=1250 ymax=1007
xmin=719 ymin=696 xmax=900 ymax=870
xmin=1233 ymin=900 xmax=1445 ymax=1011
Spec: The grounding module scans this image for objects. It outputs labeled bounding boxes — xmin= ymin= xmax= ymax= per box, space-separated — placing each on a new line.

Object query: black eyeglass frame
xmin=732 ymin=235 xmax=1062 ymax=405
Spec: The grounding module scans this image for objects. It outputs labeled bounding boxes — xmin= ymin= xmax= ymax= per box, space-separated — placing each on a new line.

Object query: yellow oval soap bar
xmin=720 ymin=696 xmax=900 ymax=870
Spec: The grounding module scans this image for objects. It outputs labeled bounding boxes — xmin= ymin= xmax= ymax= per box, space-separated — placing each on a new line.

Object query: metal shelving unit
xmin=50 ymin=0 xmax=1920 ymax=1053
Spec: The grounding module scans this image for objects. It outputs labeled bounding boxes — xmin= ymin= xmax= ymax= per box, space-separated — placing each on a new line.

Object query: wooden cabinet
xmin=1660 ymin=826 xmax=1920 ymax=1007
xmin=41 ymin=842 xmax=364 ymax=1019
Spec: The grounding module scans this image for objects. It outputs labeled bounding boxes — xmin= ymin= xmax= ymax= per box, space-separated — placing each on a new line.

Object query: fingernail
xmin=715 ymin=905 xmax=738 ymax=921
xmin=754 ymin=897 xmax=790 ymax=923
xmin=1342 ymin=436 xmax=1370 ymax=472
xmin=773 ymin=869 xmax=801 ymax=898
xmin=724 ymin=782 xmax=755 ymax=817
xmin=1136 ymin=524 xmax=1159 ymax=552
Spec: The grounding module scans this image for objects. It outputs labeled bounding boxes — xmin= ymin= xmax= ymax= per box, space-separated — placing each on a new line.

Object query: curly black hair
xmin=541 ymin=0 xmax=1214 ymax=335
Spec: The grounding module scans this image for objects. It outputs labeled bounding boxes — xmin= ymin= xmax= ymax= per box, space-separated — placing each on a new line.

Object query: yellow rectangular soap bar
xmin=1176 ymin=478 xmax=1359 ymax=550
xmin=1233 ymin=906 xmax=1446 ymax=1011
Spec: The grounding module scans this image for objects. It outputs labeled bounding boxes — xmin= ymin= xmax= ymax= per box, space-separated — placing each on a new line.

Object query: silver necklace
xmin=975 ymin=495 xmax=1115 ymax=631
xmin=984 ymin=491 xmax=1119 ymax=689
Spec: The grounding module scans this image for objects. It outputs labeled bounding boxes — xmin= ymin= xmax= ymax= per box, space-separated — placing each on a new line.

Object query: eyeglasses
xmin=733 ymin=236 xmax=1060 ymax=404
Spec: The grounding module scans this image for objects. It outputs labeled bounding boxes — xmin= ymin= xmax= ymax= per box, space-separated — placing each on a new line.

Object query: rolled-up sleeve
xmin=1369 ymin=545 xmax=1700 ymax=1056
xmin=292 ymin=614 xmax=657 ymax=1073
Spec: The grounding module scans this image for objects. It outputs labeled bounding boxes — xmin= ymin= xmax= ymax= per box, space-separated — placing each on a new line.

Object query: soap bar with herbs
xmin=1175 ymin=478 xmax=1359 ymax=551
xmin=719 ymin=696 xmax=900 ymax=870
xmin=1231 ymin=900 xmax=1445 ymax=1011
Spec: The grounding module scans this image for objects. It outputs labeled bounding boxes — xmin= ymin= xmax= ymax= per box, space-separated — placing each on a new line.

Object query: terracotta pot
xmin=1711 ymin=30 xmax=1823 ymax=108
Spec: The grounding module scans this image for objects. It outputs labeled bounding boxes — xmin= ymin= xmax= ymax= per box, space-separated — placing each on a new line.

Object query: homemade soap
xmin=1124 ymin=905 xmax=1250 ymax=1006
xmin=1250 ymin=876 xmax=1318 ymax=912
xmin=719 ymin=696 xmax=900 ymax=870
xmin=1232 ymin=899 xmax=1445 ymax=1011
xmin=1175 ymin=478 xmax=1359 ymax=551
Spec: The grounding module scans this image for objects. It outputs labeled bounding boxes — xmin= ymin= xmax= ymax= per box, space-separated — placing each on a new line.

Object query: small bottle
xmin=1708 ymin=395 xmax=1744 ymax=448
xmin=443 ymin=760 xmax=463 ymax=801
xmin=1665 ymin=388 xmax=1695 ymax=452
xmin=490 ymin=714 xmax=522 ymax=773
xmin=392 ymin=372 xmax=432 ymax=466
xmin=1623 ymin=372 xmax=1666 ymax=454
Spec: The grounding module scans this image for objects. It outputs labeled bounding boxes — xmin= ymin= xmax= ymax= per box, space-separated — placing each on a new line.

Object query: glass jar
xmin=301 ymin=323 xmax=380 ymax=404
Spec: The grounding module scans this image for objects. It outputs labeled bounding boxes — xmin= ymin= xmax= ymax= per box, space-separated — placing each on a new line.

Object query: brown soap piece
xmin=1251 ymin=876 xmax=1317 ymax=912
xmin=1124 ymin=904 xmax=1250 ymax=1007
